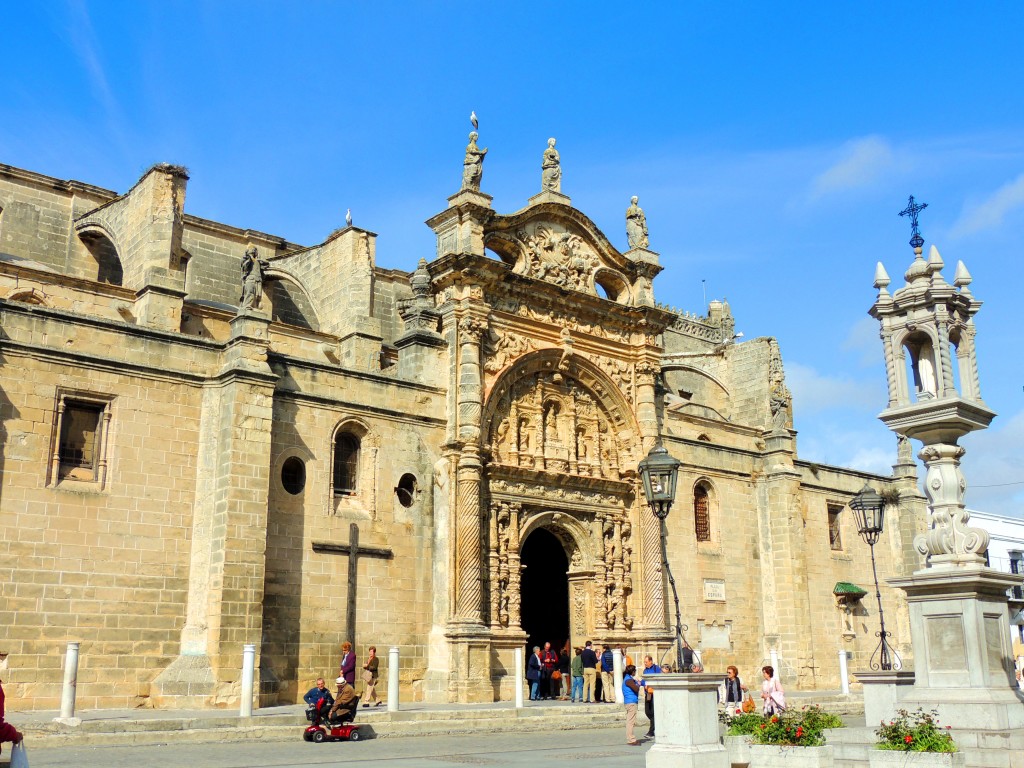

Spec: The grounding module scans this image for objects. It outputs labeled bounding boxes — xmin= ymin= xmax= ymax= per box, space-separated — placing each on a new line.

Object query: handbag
xmin=551 ymin=670 xmax=562 ymax=681
xmin=742 ymin=692 xmax=756 ymax=713
xmin=362 ymin=669 xmax=373 ymax=684
xmin=11 ymin=741 xmax=29 ymax=768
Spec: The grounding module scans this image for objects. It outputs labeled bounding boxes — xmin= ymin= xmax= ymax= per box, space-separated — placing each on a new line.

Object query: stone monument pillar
xmin=869 ymin=202 xmax=1024 ymax=733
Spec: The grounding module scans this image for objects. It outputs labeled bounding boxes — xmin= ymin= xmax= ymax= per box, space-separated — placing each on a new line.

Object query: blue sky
xmin=4 ymin=2 xmax=1022 ymax=515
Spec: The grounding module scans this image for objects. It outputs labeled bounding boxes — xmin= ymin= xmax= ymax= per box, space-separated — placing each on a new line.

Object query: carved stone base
xmin=445 ymin=625 xmax=495 ymax=703
xmin=889 ymin=566 xmax=1024 ymax=729
xmin=527 ymin=190 xmax=572 ymax=207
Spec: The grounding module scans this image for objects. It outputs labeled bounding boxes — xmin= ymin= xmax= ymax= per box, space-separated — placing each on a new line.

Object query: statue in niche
xmin=542 ymin=138 xmax=561 ymax=192
xmin=239 ymin=246 xmax=269 ymax=312
xmin=544 ymin=401 xmax=561 ymax=445
xmin=625 ymin=195 xmax=649 ymax=249
xmin=517 ymin=416 xmax=532 ymax=453
xmin=461 ymin=131 xmax=488 ymax=191
xmin=914 ymin=349 xmax=938 ymax=398
xmin=492 ymin=418 xmax=510 ymax=462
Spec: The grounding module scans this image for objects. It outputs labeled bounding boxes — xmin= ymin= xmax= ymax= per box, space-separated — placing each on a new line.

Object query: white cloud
xmin=842 ymin=316 xmax=882 ymax=368
xmin=949 ymin=172 xmax=1024 ymax=237
xmin=786 ymin=361 xmax=883 ymax=414
xmin=810 ymin=136 xmax=895 ymax=199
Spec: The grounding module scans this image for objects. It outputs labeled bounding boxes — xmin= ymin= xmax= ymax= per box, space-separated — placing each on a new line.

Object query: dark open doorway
xmin=520 ymin=527 xmax=570 ymax=658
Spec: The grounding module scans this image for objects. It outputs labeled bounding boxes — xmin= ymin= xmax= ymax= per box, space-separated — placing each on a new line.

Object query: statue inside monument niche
xmin=238 ymin=246 xmax=269 ymax=312
xmin=541 ymin=138 xmax=561 ymax=192
xmin=625 ymin=195 xmax=649 ymax=249
xmin=461 ymin=131 xmax=487 ymax=192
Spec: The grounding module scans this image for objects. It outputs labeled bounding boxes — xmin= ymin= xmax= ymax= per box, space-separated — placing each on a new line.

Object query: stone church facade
xmin=0 ymin=147 xmax=925 ymax=710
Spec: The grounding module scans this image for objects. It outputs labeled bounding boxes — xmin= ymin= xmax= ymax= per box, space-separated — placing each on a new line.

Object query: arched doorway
xmin=520 ymin=527 xmax=569 ymax=661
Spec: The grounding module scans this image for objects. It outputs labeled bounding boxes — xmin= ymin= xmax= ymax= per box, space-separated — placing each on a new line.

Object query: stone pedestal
xmin=527 ymin=190 xmax=571 ymax=207
xmin=889 ymin=566 xmax=1024 ymax=729
xmin=445 ymin=626 xmax=494 ymax=703
xmin=644 ymin=673 xmax=728 ymax=768
xmin=854 ymin=670 xmax=916 ymax=726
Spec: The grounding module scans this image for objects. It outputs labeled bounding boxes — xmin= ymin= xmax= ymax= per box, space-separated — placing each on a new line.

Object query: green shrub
xmin=720 ymin=711 xmax=766 ymax=736
xmin=875 ymin=709 xmax=957 ymax=753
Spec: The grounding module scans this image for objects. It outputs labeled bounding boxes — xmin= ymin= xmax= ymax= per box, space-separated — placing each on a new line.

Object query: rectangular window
xmin=828 ymin=504 xmax=843 ymax=551
xmin=50 ymin=391 xmax=113 ymax=488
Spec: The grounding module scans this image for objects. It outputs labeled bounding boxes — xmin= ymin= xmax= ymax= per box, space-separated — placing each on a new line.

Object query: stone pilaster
xmin=152 ymin=311 xmax=276 ymax=707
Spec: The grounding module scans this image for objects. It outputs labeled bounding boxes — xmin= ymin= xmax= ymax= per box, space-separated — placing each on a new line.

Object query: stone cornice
xmin=428 ymin=252 xmax=675 ymax=336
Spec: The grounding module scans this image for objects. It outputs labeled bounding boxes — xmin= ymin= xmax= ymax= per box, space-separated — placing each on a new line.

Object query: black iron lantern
xmin=638 ymin=444 xmax=681 ymax=520
xmin=850 ymin=482 xmax=885 ymax=546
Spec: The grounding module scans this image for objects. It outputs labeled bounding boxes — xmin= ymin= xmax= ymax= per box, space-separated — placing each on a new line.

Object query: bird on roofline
xmin=346 ymin=208 xmax=352 ymax=227
xmin=470 ymin=111 xmax=478 ymax=130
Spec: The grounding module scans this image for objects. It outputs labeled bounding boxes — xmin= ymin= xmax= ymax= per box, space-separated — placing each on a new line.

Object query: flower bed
xmin=875 ymin=709 xmax=957 ymax=753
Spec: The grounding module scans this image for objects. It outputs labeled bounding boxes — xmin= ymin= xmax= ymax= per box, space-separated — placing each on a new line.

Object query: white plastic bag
xmin=10 ymin=741 xmax=29 ymax=768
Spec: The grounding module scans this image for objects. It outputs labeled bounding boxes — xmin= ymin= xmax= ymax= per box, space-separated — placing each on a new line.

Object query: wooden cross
xmin=312 ymin=523 xmax=393 ymax=650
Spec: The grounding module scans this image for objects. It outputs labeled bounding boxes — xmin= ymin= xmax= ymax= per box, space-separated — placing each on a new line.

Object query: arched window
xmin=694 ymin=483 xmax=711 ymax=542
xmin=333 ymin=433 xmax=360 ymax=495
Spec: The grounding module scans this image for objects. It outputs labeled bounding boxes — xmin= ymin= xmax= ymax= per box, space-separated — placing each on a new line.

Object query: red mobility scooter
xmin=303 ymin=694 xmax=363 ymax=743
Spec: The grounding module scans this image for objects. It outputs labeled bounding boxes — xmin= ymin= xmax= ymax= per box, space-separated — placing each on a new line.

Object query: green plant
xmin=800 ymin=705 xmax=844 ymax=731
xmin=875 ymin=709 xmax=957 ymax=753
xmin=720 ymin=711 xmax=766 ymax=736
xmin=752 ymin=713 xmax=826 ymax=747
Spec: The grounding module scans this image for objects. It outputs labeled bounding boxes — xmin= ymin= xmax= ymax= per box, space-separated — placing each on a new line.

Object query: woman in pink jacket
xmin=0 ymin=677 xmax=24 ymax=757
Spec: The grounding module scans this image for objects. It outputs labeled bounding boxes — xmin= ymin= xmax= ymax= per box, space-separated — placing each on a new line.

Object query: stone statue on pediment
xmin=462 ymin=131 xmax=487 ymax=191
xmin=626 ymin=196 xmax=649 ymax=249
xmin=542 ymin=138 xmax=561 ymax=192
xmin=239 ymin=246 xmax=269 ymax=312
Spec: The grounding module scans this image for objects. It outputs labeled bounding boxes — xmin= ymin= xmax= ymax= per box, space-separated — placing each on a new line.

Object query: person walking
xmin=540 ymin=642 xmax=558 ymax=700
xmin=527 ymin=646 xmax=543 ymax=701
xmin=600 ymin=644 xmax=615 ymax=702
xmin=570 ymin=647 xmax=584 ymax=702
xmin=723 ymin=665 xmax=748 ymax=711
xmin=760 ymin=665 xmax=786 ymax=716
xmin=622 ymin=664 xmax=647 ymax=745
xmin=581 ymin=641 xmax=598 ymax=703
xmin=361 ymin=646 xmax=382 ymax=707
xmin=641 ymin=655 xmax=661 ymax=737
xmin=338 ymin=641 xmax=356 ymax=686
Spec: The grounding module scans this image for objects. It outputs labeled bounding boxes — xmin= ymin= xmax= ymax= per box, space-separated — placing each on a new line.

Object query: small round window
xmin=281 ymin=456 xmax=306 ymax=495
xmin=396 ymin=473 xmax=417 ymax=508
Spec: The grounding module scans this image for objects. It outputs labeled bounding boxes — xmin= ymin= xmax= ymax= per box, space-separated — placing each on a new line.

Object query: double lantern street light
xmin=849 ymin=482 xmax=902 ymax=671
xmin=638 ymin=443 xmax=686 ymax=674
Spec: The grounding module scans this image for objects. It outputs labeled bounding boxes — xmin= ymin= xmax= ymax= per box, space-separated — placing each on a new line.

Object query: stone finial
xmin=953 ymin=260 xmax=972 ymax=291
xmin=410 ymin=258 xmax=431 ymax=300
xmin=626 ymin=195 xmax=649 ymax=250
xmin=541 ymin=138 xmax=561 ymax=193
xmin=873 ymin=262 xmax=891 ymax=294
xmin=927 ymin=244 xmax=944 ymax=271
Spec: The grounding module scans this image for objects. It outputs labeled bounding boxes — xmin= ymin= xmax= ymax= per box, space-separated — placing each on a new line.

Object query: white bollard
xmin=59 ymin=642 xmax=80 ymax=720
xmin=514 ymin=646 xmax=525 ymax=708
xmin=612 ymin=648 xmax=624 ymax=704
xmin=387 ymin=647 xmax=400 ymax=712
xmin=769 ymin=648 xmax=780 ymax=681
xmin=239 ymin=644 xmax=256 ymax=717
xmin=838 ymin=649 xmax=850 ymax=695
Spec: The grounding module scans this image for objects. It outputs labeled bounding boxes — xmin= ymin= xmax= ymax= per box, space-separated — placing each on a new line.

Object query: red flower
xmin=905 ymin=735 xmax=913 ymax=744
xmin=760 ymin=724 xmax=766 ymax=730
xmin=946 ymin=726 xmax=952 ymax=730
xmin=736 ymin=709 xmax=742 ymax=715
xmin=771 ymin=716 xmax=779 ymax=723
xmin=796 ymin=727 xmax=804 ymax=738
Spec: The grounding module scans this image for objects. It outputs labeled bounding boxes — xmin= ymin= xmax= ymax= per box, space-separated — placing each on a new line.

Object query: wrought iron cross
xmin=898 ymin=195 xmax=928 ymax=249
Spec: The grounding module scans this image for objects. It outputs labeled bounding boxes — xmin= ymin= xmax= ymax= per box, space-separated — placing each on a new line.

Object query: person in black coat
xmin=527 ymin=646 xmax=543 ymax=701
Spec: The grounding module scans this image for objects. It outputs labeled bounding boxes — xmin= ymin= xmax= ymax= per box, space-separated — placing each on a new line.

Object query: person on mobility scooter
xmin=304 ymin=676 xmax=362 ymax=742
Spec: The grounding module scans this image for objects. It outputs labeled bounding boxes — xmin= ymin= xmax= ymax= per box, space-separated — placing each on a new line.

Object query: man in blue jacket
xmin=600 ymin=645 xmax=615 ymax=702
xmin=581 ymin=641 xmax=598 ymax=703
xmin=303 ymin=677 xmax=335 ymax=711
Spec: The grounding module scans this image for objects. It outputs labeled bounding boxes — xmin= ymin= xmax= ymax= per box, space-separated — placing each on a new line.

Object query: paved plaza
xmin=20 ymin=726 xmax=645 ymax=768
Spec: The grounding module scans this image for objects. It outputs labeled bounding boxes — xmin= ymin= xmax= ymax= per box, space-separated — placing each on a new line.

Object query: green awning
xmin=833 ymin=581 xmax=868 ymax=598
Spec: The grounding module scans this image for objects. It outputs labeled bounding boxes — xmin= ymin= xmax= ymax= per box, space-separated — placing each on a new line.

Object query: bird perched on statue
xmin=470 ymin=111 xmax=478 ymax=130
xmin=345 ymin=208 xmax=352 ymax=227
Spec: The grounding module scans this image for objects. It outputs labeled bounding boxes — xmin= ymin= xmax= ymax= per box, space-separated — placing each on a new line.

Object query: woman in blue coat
xmin=526 ymin=646 xmax=543 ymax=701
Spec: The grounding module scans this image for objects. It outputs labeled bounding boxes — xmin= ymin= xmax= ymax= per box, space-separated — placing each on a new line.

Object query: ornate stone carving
xmin=515 ymin=225 xmax=599 ymax=292
xmin=487 ymin=501 xmax=522 ymax=628
xmin=914 ymin=443 xmax=989 ymax=564
xmin=542 ymin=138 xmax=561 ymax=192
xmin=625 ymin=196 xmax=649 ymax=250
xmin=462 ymin=131 xmax=487 ymax=192
xmin=459 ymin=316 xmax=487 ymax=342
xmin=768 ymin=341 xmax=792 ymax=433
xmin=485 ymin=371 xmax=623 ymax=480
xmin=238 ymin=246 xmax=269 ymax=312
xmin=482 ymin=328 xmax=535 ymax=376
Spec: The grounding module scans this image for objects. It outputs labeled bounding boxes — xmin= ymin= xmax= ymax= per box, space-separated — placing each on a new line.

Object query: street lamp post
xmin=849 ymin=482 xmax=901 ymax=671
xmin=638 ymin=443 xmax=684 ymax=673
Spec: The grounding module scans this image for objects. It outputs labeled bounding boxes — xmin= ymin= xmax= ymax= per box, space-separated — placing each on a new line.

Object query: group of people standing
xmin=527 ymin=641 xmax=627 ymax=702
xmin=303 ymin=641 xmax=385 ymax=721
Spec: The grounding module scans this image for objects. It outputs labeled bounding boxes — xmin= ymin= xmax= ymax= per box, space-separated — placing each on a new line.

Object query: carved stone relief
xmin=482 ymin=327 xmax=536 ymax=376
